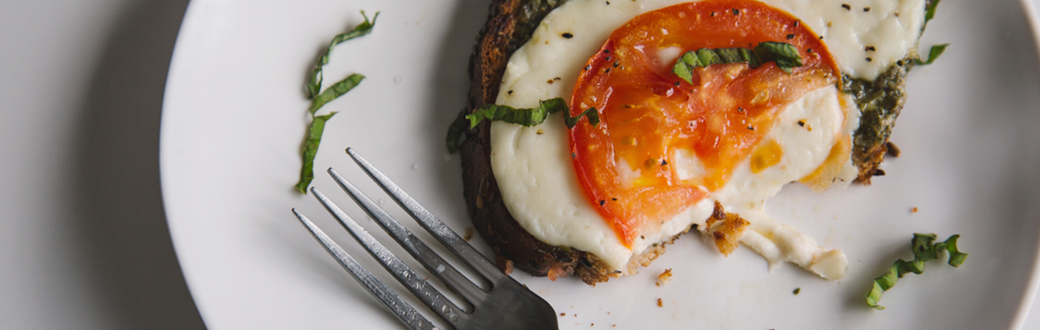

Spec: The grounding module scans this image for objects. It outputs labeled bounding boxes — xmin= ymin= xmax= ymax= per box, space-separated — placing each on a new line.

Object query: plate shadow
xmin=70 ymin=0 xmax=206 ymax=329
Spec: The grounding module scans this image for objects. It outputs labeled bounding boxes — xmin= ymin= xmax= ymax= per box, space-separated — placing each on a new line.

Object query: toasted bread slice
xmin=458 ymin=0 xmax=914 ymax=284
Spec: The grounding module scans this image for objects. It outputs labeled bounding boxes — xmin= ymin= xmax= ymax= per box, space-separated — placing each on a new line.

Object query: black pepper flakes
xmin=604 ymin=68 xmax=611 ymax=73
xmin=865 ymin=46 xmax=876 ymax=52
xmin=613 ymin=61 xmax=620 ymax=68
xmin=841 ymin=3 xmax=851 ymax=10
xmin=737 ymin=107 xmax=745 ymax=112
xmin=562 ymin=32 xmax=574 ymax=39
xmin=660 ymin=159 xmax=668 ymax=166
xmin=747 ymin=125 xmax=754 ymax=130
xmin=572 ymin=152 xmax=577 ymax=159
xmin=793 ymin=21 xmax=799 ymax=27
xmin=807 ymin=48 xmax=814 ymax=54
xmin=674 ymin=81 xmax=681 ymax=87
xmin=585 ymin=64 xmax=592 ymax=71
xmin=786 ymin=34 xmax=795 ymax=40
xmin=507 ymin=90 xmax=514 ymax=95
xmin=612 ymin=197 xmax=618 ymax=201
xmin=863 ymin=7 xmax=871 ymax=12
xmin=606 ymin=0 xmax=610 ymax=4
xmin=605 ymin=56 xmax=611 ymax=61
xmin=710 ymin=11 xmax=716 ymax=17
xmin=603 ymin=49 xmax=611 ymax=54
xmin=866 ymin=57 xmax=873 ymax=62
xmin=797 ymin=120 xmax=805 ymax=127
xmin=599 ymin=200 xmax=606 ymax=206
xmin=732 ymin=8 xmax=740 ymax=15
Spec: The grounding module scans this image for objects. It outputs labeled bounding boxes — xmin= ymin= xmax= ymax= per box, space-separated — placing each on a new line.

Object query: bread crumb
xmin=706 ymin=202 xmax=750 ymax=256
xmin=547 ymin=265 xmax=567 ymax=281
xmin=656 ymin=268 xmax=673 ymax=286
xmin=496 ymin=257 xmax=514 ymax=274
xmin=886 ymin=141 xmax=901 ymax=157
xmin=463 ymin=227 xmax=474 ymax=241
xmin=560 ymin=313 xmax=566 ymax=317
xmin=911 ymin=207 xmax=919 ymax=213
xmin=656 ymin=298 xmax=663 ymax=307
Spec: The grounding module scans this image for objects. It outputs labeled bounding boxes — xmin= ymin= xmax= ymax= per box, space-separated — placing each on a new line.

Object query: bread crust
xmin=460 ymin=0 xmax=633 ymax=285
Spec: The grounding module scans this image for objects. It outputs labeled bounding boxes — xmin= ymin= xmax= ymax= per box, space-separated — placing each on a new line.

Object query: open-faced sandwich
xmin=454 ymin=0 xmax=937 ymax=285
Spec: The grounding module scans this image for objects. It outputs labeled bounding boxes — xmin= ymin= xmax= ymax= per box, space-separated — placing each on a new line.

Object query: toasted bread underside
xmin=459 ymin=0 xmax=906 ymax=285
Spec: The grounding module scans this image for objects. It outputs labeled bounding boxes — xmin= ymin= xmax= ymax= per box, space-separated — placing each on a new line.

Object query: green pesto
xmin=843 ymin=59 xmax=912 ymax=168
xmin=846 ymin=0 xmax=946 ymax=171
xmin=504 ymin=0 xmax=569 ymax=54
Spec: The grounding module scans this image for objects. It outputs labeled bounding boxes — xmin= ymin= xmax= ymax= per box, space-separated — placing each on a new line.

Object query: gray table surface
xmin=1 ymin=1 xmax=1037 ymax=329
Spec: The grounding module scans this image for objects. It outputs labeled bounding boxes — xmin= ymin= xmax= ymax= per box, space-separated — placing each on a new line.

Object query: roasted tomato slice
xmin=568 ymin=0 xmax=840 ymax=247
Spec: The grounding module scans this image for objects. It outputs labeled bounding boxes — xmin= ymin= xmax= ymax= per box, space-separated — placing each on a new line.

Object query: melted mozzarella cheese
xmin=490 ymin=0 xmax=924 ymax=277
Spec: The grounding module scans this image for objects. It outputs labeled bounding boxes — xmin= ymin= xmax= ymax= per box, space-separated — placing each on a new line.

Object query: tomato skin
xmin=568 ymin=0 xmax=839 ymax=247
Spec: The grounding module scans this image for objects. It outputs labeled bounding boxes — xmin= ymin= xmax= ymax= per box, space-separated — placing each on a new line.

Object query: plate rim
xmin=156 ymin=0 xmax=1040 ymax=328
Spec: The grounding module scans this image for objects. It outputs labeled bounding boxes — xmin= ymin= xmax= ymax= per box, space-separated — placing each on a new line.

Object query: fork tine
xmin=327 ymin=168 xmax=489 ymax=305
xmin=345 ymin=148 xmax=504 ymax=281
xmin=310 ymin=188 xmax=467 ymax=326
xmin=291 ymin=209 xmax=437 ymax=330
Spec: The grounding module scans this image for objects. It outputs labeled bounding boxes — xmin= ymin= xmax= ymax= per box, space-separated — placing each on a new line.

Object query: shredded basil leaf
xmin=757 ymin=41 xmax=803 ymax=73
xmin=565 ymin=107 xmax=600 ymax=128
xmin=914 ymin=44 xmax=948 ymax=66
xmin=296 ymin=112 xmax=337 ymax=193
xmin=308 ymin=73 xmax=365 ymax=114
xmin=295 ymin=12 xmax=376 ymax=193
xmin=672 ymin=41 xmax=803 ymax=83
xmin=307 ymin=11 xmax=378 ymax=98
xmin=916 ymin=1 xmax=948 ymax=67
xmin=445 ymin=108 xmax=469 ymax=153
xmin=464 ymin=97 xmax=599 ymax=129
xmin=866 ymin=233 xmax=967 ymax=310
xmin=925 ymin=0 xmax=941 ymax=24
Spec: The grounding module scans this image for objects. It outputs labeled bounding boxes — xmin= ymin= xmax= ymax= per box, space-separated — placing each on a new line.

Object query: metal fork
xmin=291 ymin=148 xmax=558 ymax=330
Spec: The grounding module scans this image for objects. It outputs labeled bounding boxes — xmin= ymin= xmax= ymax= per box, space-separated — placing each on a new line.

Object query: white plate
xmin=160 ymin=0 xmax=1040 ymax=328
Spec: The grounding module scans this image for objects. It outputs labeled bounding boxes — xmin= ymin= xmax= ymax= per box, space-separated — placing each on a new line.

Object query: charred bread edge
xmin=460 ymin=0 xmax=648 ymax=285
